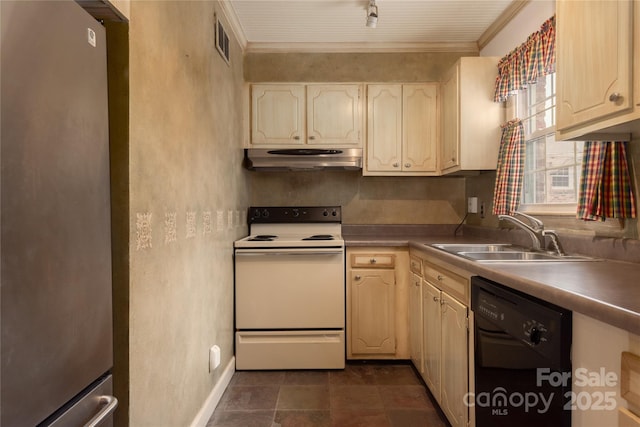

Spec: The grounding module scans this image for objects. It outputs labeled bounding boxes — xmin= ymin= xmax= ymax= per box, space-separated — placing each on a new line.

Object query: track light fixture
xmin=366 ymin=0 xmax=378 ymax=28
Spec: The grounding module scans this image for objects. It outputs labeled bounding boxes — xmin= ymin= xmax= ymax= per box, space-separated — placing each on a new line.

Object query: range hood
xmin=244 ymin=148 xmax=362 ymax=171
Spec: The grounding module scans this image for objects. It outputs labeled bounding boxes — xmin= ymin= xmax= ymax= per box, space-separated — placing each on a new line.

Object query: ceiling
xmin=220 ymin=0 xmax=528 ymax=53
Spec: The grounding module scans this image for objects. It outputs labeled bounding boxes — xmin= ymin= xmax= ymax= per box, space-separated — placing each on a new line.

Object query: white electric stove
xmin=233 ymin=206 xmax=346 ymax=370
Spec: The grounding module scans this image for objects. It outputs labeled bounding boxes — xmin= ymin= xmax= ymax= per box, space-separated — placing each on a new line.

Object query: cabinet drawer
xmin=351 ymin=253 xmax=395 ymax=268
xmin=423 ymin=262 xmax=468 ymax=305
xmin=409 ymin=256 xmax=422 ymax=274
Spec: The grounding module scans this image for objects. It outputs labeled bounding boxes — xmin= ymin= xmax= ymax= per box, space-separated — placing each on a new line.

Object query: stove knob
xmin=292 ymin=210 xmax=299 ymax=218
xmin=323 ymin=210 xmax=329 ymax=216
xmin=261 ymin=209 xmax=269 ymax=218
xmin=529 ymin=327 xmax=542 ymax=345
xmin=331 ymin=210 xmax=337 ymax=216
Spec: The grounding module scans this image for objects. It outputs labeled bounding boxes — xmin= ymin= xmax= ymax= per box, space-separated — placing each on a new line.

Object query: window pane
xmin=517 ymin=72 xmax=583 ymax=210
xmin=546 ymin=166 xmax=578 ymax=204
xmin=523 ymin=170 xmax=546 ymax=204
xmin=546 ymin=138 xmax=576 ymax=168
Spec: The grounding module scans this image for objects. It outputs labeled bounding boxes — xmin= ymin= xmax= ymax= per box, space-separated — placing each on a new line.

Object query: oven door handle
xmin=235 ymin=248 xmax=344 ymax=256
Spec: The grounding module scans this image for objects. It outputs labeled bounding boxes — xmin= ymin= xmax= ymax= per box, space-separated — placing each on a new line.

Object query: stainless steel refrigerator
xmin=1 ymin=1 xmax=116 ymax=425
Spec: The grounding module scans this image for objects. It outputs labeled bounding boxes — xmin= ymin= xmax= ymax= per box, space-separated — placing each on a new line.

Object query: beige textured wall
xmin=126 ymin=2 xmax=248 ymax=425
xmin=251 ymin=171 xmax=465 ymax=224
xmin=245 ymin=52 xmax=473 ymax=224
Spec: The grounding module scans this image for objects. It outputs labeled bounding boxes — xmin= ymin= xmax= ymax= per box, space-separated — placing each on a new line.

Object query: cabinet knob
xmin=370 ymin=258 xmax=377 ymax=264
xmin=433 ymin=296 xmax=439 ymax=302
xmin=393 ymin=163 xmax=399 ymax=168
xmin=308 ymin=135 xmax=316 ymax=140
xmin=437 ymin=275 xmax=444 ymax=281
xmin=293 ymin=136 xmax=300 ymax=140
xmin=404 ymin=163 xmax=411 ymax=168
xmin=355 ymin=275 xmax=362 ymax=280
xmin=609 ymin=92 xmax=622 ymax=103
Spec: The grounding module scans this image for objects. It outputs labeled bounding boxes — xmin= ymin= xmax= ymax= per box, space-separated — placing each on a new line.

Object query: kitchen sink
xmin=430 ymin=243 xmax=598 ymax=262
xmin=430 ymin=243 xmax=518 ymax=253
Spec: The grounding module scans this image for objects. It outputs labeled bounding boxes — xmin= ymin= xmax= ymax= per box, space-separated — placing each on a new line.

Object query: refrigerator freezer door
xmin=1 ymin=1 xmax=113 ymax=426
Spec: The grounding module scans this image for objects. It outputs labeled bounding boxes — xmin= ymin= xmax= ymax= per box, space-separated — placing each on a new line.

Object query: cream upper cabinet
xmin=440 ymin=57 xmax=501 ymax=174
xmin=556 ymin=0 xmax=640 ymax=140
xmin=365 ymin=84 xmax=438 ymax=175
xmin=251 ymin=84 xmax=305 ymax=145
xmin=250 ymin=83 xmax=362 ymax=147
xmin=307 ymin=84 xmax=362 ymax=146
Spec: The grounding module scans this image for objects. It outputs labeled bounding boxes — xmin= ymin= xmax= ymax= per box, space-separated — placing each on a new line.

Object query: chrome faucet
xmin=498 ymin=212 xmax=546 ymax=251
xmin=542 ymin=230 xmax=566 ymax=256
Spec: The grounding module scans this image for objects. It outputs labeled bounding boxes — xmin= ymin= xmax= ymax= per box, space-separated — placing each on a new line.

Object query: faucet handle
xmin=513 ymin=211 xmax=544 ymax=230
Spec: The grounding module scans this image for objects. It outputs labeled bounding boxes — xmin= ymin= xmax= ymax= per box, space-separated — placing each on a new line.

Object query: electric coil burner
xmin=234 ymin=206 xmax=345 ymax=370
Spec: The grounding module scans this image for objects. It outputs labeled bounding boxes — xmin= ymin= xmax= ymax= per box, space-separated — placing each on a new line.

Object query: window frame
xmin=508 ymin=73 xmax=583 ymax=215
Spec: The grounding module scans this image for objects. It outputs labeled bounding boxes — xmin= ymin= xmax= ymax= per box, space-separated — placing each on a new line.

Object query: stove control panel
xmin=248 ymin=206 xmax=341 ymax=224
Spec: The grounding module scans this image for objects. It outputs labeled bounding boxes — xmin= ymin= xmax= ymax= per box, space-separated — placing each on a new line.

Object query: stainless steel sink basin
xmin=459 ymin=251 xmax=559 ymax=261
xmin=458 ymin=251 xmax=597 ymax=262
xmin=430 ymin=243 xmax=598 ymax=262
xmin=431 ymin=243 xmax=517 ymax=253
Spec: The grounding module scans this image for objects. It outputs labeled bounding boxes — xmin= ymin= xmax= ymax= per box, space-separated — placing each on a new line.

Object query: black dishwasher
xmin=471 ymin=276 xmax=572 ymax=427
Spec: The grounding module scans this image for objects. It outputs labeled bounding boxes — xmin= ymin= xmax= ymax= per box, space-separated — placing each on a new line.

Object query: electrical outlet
xmin=467 ymin=197 xmax=478 ymax=214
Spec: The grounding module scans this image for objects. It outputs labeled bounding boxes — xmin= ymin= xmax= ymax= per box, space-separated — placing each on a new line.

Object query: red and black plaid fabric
xmin=494 ymin=15 xmax=556 ymax=102
xmin=577 ymin=141 xmax=636 ymax=221
xmin=493 ymin=120 xmax=525 ymax=216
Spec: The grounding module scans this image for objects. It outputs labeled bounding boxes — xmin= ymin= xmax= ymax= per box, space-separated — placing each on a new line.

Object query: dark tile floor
xmin=207 ymin=362 xmax=449 ymax=427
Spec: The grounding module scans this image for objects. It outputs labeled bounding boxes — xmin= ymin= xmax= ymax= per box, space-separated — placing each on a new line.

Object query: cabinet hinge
xmin=465 ymin=316 xmax=470 ymax=331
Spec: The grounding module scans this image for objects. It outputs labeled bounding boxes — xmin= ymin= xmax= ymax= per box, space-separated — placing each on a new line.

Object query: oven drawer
xmin=235 ymin=248 xmax=345 ymax=329
xmin=235 ymin=330 xmax=346 ymax=370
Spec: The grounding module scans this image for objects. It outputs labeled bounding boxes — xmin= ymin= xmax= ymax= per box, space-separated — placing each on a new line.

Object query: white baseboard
xmin=190 ymin=356 xmax=235 ymax=427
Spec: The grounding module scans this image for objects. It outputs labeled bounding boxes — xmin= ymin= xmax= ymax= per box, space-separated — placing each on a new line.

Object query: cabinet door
xmin=366 ymin=84 xmax=403 ymax=171
xmin=251 ymin=84 xmax=305 ymax=145
xmin=403 ymin=84 xmax=438 ymax=172
xmin=440 ymin=293 xmax=468 ymax=427
xmin=441 ymin=65 xmax=459 ymax=171
xmin=307 ymin=84 xmax=361 ymax=146
xmin=409 ymin=272 xmax=423 ymax=373
xmin=422 ymin=280 xmax=442 ymax=401
xmin=556 ymin=0 xmax=633 ymax=131
xmin=350 ymin=269 xmax=396 ymax=354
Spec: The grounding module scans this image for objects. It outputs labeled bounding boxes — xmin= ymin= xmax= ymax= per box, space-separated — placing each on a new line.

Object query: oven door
xmin=235 ymin=247 xmax=345 ymax=329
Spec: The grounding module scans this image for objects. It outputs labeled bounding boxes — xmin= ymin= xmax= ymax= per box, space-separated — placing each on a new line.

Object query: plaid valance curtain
xmin=494 ymin=15 xmax=556 ymax=102
xmin=577 ymin=141 xmax=636 ymax=221
xmin=493 ymin=120 xmax=525 ymax=215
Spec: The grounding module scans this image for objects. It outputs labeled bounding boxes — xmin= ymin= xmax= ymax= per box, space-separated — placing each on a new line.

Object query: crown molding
xmin=477 ymin=0 xmax=531 ymax=51
xmin=244 ymin=41 xmax=480 ymax=54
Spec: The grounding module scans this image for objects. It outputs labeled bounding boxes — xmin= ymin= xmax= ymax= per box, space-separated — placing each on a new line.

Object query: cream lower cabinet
xmin=347 ymin=248 xmax=409 ymax=359
xmin=422 ymin=279 xmax=468 ymax=427
xmin=365 ymin=84 xmax=438 ymax=176
xmin=409 ymin=256 xmax=423 ymax=373
xmin=410 ymin=253 xmax=471 ymax=427
xmin=556 ymin=0 xmax=640 ymax=140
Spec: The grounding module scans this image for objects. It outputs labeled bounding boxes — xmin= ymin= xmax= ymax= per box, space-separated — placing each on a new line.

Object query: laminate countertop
xmin=344 ymin=233 xmax=640 ymax=337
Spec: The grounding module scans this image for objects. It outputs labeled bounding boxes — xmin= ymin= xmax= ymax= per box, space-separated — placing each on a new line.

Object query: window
xmin=513 ymin=73 xmax=583 ymax=213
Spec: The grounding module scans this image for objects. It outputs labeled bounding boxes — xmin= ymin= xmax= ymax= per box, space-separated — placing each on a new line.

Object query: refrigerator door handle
xmin=84 ymin=395 xmax=118 ymax=427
